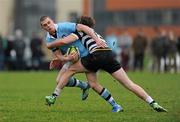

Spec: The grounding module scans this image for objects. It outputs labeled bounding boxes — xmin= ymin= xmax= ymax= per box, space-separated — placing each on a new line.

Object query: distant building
xmin=83 ymin=0 xmax=180 ymax=37
xmin=14 ymin=0 xmax=56 ymax=37
xmin=1 ymin=0 xmax=180 ymax=38
xmin=0 ymin=0 xmax=83 ymax=38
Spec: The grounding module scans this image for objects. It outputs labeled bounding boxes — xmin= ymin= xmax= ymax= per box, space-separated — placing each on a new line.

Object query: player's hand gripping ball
xmin=66 ymin=46 xmax=80 ymax=63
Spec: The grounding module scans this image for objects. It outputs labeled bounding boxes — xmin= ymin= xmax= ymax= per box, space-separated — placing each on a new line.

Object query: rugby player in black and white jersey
xmin=47 ymin=16 xmax=167 ymax=112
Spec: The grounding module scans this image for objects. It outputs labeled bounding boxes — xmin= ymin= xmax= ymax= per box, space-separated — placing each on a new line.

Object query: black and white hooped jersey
xmin=74 ymin=31 xmax=108 ymax=54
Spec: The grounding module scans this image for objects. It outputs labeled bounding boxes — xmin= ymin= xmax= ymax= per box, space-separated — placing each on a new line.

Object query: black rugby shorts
xmin=81 ymin=50 xmax=121 ymax=73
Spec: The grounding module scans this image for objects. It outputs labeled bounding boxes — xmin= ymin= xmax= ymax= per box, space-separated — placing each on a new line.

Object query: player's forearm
xmin=76 ymin=24 xmax=99 ymax=42
xmin=46 ymin=34 xmax=78 ymax=49
xmin=47 ymin=41 xmax=66 ymax=49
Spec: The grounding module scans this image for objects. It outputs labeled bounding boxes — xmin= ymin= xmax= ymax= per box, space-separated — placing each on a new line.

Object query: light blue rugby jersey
xmin=45 ymin=22 xmax=88 ymax=58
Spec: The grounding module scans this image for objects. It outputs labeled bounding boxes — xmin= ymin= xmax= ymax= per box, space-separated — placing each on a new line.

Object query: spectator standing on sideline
xmin=167 ymin=31 xmax=177 ymax=73
xmin=4 ymin=35 xmax=15 ymax=70
xmin=132 ymin=28 xmax=147 ymax=71
xmin=177 ymin=36 xmax=180 ymax=72
xmin=177 ymin=36 xmax=180 ymax=54
xmin=0 ymin=34 xmax=6 ymax=70
xmin=13 ymin=29 xmax=26 ymax=70
xmin=105 ymin=30 xmax=120 ymax=61
xmin=118 ymin=28 xmax=132 ymax=71
xmin=30 ymin=33 xmax=44 ymax=70
xmin=151 ymin=28 xmax=169 ymax=73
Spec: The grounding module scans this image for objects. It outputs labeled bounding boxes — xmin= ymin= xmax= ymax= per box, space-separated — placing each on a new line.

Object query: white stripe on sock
xmin=108 ymin=97 xmax=113 ymax=103
xmin=75 ymin=79 xmax=80 ymax=86
xmin=146 ymin=96 xmax=154 ymax=104
xmin=54 ymin=88 xmax=61 ymax=96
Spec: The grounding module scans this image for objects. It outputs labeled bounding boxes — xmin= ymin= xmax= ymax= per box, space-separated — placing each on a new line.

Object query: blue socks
xmin=99 ymin=88 xmax=118 ymax=107
xmin=66 ymin=77 xmax=88 ymax=89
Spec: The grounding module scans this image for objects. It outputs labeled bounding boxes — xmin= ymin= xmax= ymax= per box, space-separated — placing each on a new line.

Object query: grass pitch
xmin=0 ymin=71 xmax=180 ymax=122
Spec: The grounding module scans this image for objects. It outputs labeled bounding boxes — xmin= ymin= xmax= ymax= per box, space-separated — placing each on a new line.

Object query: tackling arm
xmin=46 ymin=34 xmax=79 ymax=49
xmin=76 ymin=24 xmax=107 ymax=48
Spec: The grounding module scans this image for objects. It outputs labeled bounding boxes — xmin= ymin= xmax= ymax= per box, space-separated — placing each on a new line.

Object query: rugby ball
xmin=66 ymin=46 xmax=80 ymax=62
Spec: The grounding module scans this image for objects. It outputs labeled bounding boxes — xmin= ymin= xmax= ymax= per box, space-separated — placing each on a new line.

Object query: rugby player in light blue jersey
xmin=40 ymin=16 xmax=122 ymax=112
xmin=45 ymin=16 xmax=167 ymax=112
xmin=43 ymin=16 xmax=90 ymax=101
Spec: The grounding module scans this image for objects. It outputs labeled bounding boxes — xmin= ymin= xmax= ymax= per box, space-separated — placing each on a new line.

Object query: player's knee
xmin=88 ymin=81 xmax=97 ymax=89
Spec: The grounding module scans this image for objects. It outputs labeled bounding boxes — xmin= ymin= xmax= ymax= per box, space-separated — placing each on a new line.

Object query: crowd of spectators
xmin=0 ymin=27 xmax=180 ymax=73
xmin=105 ymin=27 xmax=180 ymax=73
xmin=0 ymin=29 xmax=46 ymax=71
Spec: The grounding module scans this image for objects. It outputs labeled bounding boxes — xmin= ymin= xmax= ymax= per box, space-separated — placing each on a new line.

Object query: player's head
xmin=40 ymin=16 xmax=55 ymax=33
xmin=77 ymin=16 xmax=95 ymax=28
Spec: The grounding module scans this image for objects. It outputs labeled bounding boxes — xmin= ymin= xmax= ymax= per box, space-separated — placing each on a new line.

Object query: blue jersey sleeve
xmin=45 ymin=34 xmax=59 ymax=52
xmin=58 ymin=22 xmax=76 ymax=33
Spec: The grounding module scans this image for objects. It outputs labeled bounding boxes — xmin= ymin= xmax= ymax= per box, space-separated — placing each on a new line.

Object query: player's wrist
xmin=62 ymin=56 xmax=72 ymax=62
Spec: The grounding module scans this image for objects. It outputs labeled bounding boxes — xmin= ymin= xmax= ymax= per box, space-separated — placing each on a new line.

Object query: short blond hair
xmin=40 ymin=16 xmax=49 ymax=22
